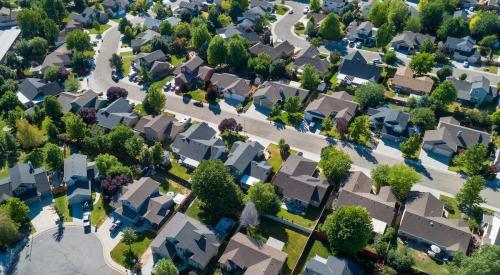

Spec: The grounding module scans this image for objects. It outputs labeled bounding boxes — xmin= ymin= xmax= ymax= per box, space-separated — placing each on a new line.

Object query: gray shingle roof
xmin=339 ymin=51 xmax=382 ymax=82
xmin=120 ymin=177 xmax=160 ymax=209
xmin=171 ymin=122 xmax=226 ymax=163
xmin=64 ymin=154 xmax=87 ymax=182
xmin=305 ymin=92 xmax=359 ymax=122
xmin=210 ymin=73 xmax=251 ymax=97
xmin=97 ymin=97 xmax=138 ymax=129
xmin=249 ymin=41 xmax=294 ymax=61
xmin=253 ymin=81 xmax=310 ymax=106
xmin=18 ymin=78 xmax=64 ymax=101
xmin=224 ymin=141 xmax=264 ymax=175
xmin=304 ymin=255 xmax=363 ymax=275
xmin=294 ymin=45 xmax=331 ymax=74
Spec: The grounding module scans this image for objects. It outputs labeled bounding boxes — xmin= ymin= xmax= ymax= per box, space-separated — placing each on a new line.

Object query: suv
xmin=109 ymin=220 xmax=122 ymax=232
xmin=83 ymin=213 xmax=91 ymax=227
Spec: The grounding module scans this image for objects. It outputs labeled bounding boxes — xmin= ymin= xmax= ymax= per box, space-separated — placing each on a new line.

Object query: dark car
xmin=193 ymin=101 xmax=204 ymax=107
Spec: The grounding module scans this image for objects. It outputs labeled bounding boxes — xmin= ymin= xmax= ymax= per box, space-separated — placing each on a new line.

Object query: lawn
xmin=267 ymin=144 xmax=297 ymax=173
xmin=329 ymin=73 xmax=338 ymax=88
xmin=186 ymin=89 xmax=208 ymax=102
xmin=168 ymin=158 xmax=191 ymax=181
xmin=221 ymin=131 xmax=248 ymax=149
xmin=185 ymin=199 xmax=202 ymax=221
xmin=275 ymin=5 xmax=289 ymax=15
xmin=53 ymin=194 xmax=73 ymax=222
xmin=296 ymin=238 xmax=332 ymax=272
xmin=133 ymin=103 xmax=147 ymax=116
xmin=397 ymin=241 xmax=449 ymax=275
xmin=110 ymin=231 xmax=156 ymax=268
xmin=270 ymin=112 xmax=303 ymax=127
xmin=151 ymin=170 xmax=190 ymax=195
xmin=91 ymin=196 xmax=112 ymax=228
xmin=242 ymin=217 xmax=309 ymax=274
xmin=0 ymin=165 xmax=8 ymax=179
xmin=119 ymin=51 xmax=134 ymax=76
xmin=149 ymin=75 xmax=173 ymax=91
xmin=485 ymin=65 xmax=498 ymax=74
xmin=243 ymin=99 xmax=253 ymax=112
xmin=439 ymin=195 xmax=462 ymax=219
xmin=169 ymin=55 xmax=186 ymax=66
xmin=87 ymin=23 xmax=111 ymax=35
xmin=294 ymin=28 xmax=305 ymax=36
xmin=276 ymin=207 xmax=322 ymax=229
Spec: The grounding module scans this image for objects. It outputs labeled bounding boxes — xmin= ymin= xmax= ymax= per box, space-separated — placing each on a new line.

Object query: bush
xmin=294 ymin=22 xmax=304 ymax=30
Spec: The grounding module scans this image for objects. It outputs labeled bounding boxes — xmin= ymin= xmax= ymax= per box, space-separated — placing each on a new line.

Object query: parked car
xmin=303 ymin=7 xmax=309 ymax=14
xmin=356 ymin=42 xmax=362 ymax=49
xmin=349 ymin=41 xmax=355 ymax=48
xmin=194 ymin=101 xmax=204 ymax=107
xmin=112 ymin=71 xmax=123 ymax=82
xmin=463 ymin=61 xmax=469 ymax=68
xmin=109 ymin=220 xmax=122 ymax=232
xmin=288 ymin=9 xmax=294 ymax=14
xmin=164 ymin=82 xmax=172 ymax=92
xmin=83 ymin=213 xmax=91 ymax=227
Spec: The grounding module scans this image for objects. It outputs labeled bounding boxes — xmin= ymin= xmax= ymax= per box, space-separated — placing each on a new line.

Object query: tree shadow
xmin=52 ymin=224 xmax=65 ymax=242
xmin=404 ymin=159 xmax=433 ymax=180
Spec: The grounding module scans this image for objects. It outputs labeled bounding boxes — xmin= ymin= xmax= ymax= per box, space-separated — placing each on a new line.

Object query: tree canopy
xmin=319 ymin=146 xmax=352 ymax=183
xmin=246 ymin=182 xmax=280 ymax=215
xmin=319 ymin=14 xmax=342 ymax=41
xmin=409 ymin=53 xmax=436 ymax=75
xmin=354 ymin=83 xmax=385 ymax=110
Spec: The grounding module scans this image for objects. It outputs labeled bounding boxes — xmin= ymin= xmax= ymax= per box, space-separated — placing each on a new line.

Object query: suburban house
xmin=304 ymin=255 xmax=363 ymax=275
xmin=209 ymin=73 xmax=252 ymax=103
xmin=249 ymin=0 xmax=274 ymax=12
xmin=96 ymin=97 xmax=139 ymax=130
xmin=132 ymin=50 xmax=173 ymax=80
xmin=368 ymin=107 xmax=413 ymax=141
xmin=338 ymin=51 xmax=382 ymax=85
xmin=390 ymin=67 xmax=434 ymax=95
xmin=165 ymin=16 xmax=181 ymax=27
xmin=248 ymin=41 xmax=295 ymax=61
xmin=218 ymin=232 xmax=288 ymax=275
xmin=170 ymin=122 xmax=226 ymax=168
xmin=0 ymin=28 xmax=21 ymax=63
xmin=390 ymin=31 xmax=435 ymax=53
xmin=131 ymin=30 xmax=161 ymax=51
xmin=69 ymin=7 xmax=108 ymax=27
xmin=176 ymin=1 xmax=204 ymax=17
xmin=17 ymin=78 xmax=65 ymax=108
xmin=293 ymin=45 xmax=331 ymax=75
xmin=485 ymin=0 xmax=500 ymax=10
xmin=0 ymin=7 xmax=17 ymax=27
xmin=336 ymin=171 xmax=397 ymax=234
xmin=144 ymin=17 xmax=163 ymax=31
xmin=174 ymin=56 xmax=214 ymax=91
xmin=216 ymin=24 xmax=260 ymax=44
xmin=422 ymin=116 xmax=491 ymax=158
xmin=237 ymin=6 xmax=266 ymax=29
xmin=449 ymin=75 xmax=492 ymax=105
xmin=56 ymin=21 xmax=84 ymax=47
xmin=64 ymin=154 xmax=94 ymax=205
xmin=399 ymin=191 xmax=472 ymax=256
xmin=39 ymin=44 xmax=72 ymax=74
xmin=102 ymin=0 xmax=129 ymax=18
xmin=57 ymin=89 xmax=104 ymax=113
xmin=113 ymin=177 xmax=174 ymax=227
xmin=482 ymin=213 xmax=500 ymax=245
xmin=224 ymin=141 xmax=272 ymax=188
xmin=305 ymin=91 xmax=359 ymax=127
xmin=253 ymin=81 xmax=310 ymax=112
xmin=0 ymin=163 xmax=50 ymax=203
xmin=345 ymin=20 xmax=377 ymax=47
xmin=322 ymin=0 xmax=349 ymax=14
xmin=359 ymin=0 xmax=376 ymax=16
xmin=151 ymin=212 xmax=221 ymax=271
xmin=444 ymin=36 xmax=481 ymax=64
xmin=272 ymin=154 xmax=329 ymax=208
xmin=133 ymin=114 xmax=188 ymax=142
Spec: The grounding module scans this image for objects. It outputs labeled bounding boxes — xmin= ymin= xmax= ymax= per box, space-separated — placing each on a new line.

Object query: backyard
xmin=91 ymin=196 xmax=112 ymax=228
xmin=276 ymin=206 xmax=321 ymax=229
xmin=53 ymin=194 xmax=73 ymax=222
xmin=185 ymin=199 xmax=202 ymax=221
xmin=110 ymin=231 xmax=156 ymax=268
xmin=267 ymin=144 xmax=298 ymax=172
xmin=295 ymin=238 xmax=331 ymax=272
xmin=151 ymin=170 xmax=190 ymax=195
xmin=397 ymin=241 xmax=449 ymax=275
xmin=168 ymin=158 xmax=191 ymax=182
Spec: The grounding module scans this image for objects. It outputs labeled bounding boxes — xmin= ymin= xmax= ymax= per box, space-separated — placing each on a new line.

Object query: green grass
xmin=169 ymin=55 xmax=186 ymax=66
xmin=275 ymin=5 xmax=289 ymax=15
xmin=168 ymin=158 xmax=191 ymax=181
xmin=243 ymin=99 xmax=253 ymax=112
xmin=151 ymin=170 xmax=190 ymax=195
xmin=363 ymin=46 xmax=380 ymax=52
xmin=120 ymin=51 xmax=134 ymax=76
xmin=439 ymin=195 xmax=462 ymax=219
xmin=221 ymin=131 xmax=248 ymax=149
xmin=0 ymin=165 xmax=8 ymax=179
xmin=276 ymin=206 xmax=322 ymax=229
xmin=91 ymin=196 xmax=112 ymax=228
xmin=149 ymin=75 xmax=173 ymax=91
xmin=110 ymin=231 xmax=156 ymax=268
xmin=185 ymin=199 xmax=202 ymax=221
xmin=329 ymin=73 xmax=338 ymax=88
xmin=133 ymin=103 xmax=147 ymax=116
xmin=270 ymin=112 xmax=303 ymax=127
xmin=186 ymin=89 xmax=208 ymax=102
xmin=397 ymin=241 xmax=449 ymax=275
xmin=266 ymin=144 xmax=298 ymax=173
xmin=53 ymin=194 xmax=73 ymax=222
xmin=485 ymin=66 xmax=498 ymax=74
xmin=87 ymin=23 xmax=111 ymax=34
xmin=296 ymin=238 xmax=332 ymax=272
xmin=294 ymin=28 xmax=305 ymax=36
xmin=242 ymin=217 xmax=308 ymax=274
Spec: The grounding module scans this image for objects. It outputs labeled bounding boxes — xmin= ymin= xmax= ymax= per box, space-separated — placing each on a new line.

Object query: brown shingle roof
xmin=391 ymin=67 xmax=434 ymax=94
xmin=305 ymin=92 xmax=359 ymax=122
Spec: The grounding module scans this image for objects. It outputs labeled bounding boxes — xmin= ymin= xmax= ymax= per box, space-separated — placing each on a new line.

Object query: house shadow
xmin=28 ymin=195 xmax=54 ymax=220
xmin=422 ymin=149 xmax=452 ymax=166
xmin=404 ymin=159 xmax=433 ymax=180
xmin=485 ymin=178 xmax=500 ymax=192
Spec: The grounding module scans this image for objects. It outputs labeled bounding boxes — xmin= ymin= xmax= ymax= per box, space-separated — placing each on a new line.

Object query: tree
xmin=448 ymin=245 xmax=500 ymax=275
xmin=321 ymin=117 xmax=334 ymax=132
xmin=106 ymin=87 xmax=128 ymax=102
xmin=491 ymin=109 xmax=500 ymax=134
xmin=409 ymin=107 xmax=436 ymax=130
xmin=283 ymin=96 xmax=301 ymax=114
xmin=143 ymin=88 xmax=166 ymax=115
xmin=63 ymin=113 xmax=86 ymax=141
xmin=456 ymin=176 xmax=485 ymax=213
xmin=122 ymin=228 xmax=137 ymax=251
xmin=152 ymin=259 xmax=179 ymax=275
xmin=431 ymin=80 xmax=457 ymax=105
xmin=319 ymin=14 xmax=342 ymax=41
xmin=421 ymin=37 xmax=435 ymax=53
xmin=124 ymin=135 xmax=145 ymax=158
xmin=368 ymin=0 xmax=388 ymax=27
xmin=218 ymin=118 xmax=243 ymax=133
xmin=419 ymin=1 xmax=445 ymax=35
xmin=270 ymin=59 xmax=286 ymax=79
xmin=17 ymin=9 xmax=45 ymax=39
xmin=108 ymin=124 xmax=134 ymax=154
xmin=207 ymin=35 xmax=226 ymax=67
xmin=383 ymin=50 xmax=397 ymax=65
xmin=387 ymin=164 xmax=421 ymax=202
xmin=70 ymin=51 xmax=92 ymax=74
xmin=240 ymin=201 xmax=259 ymax=228
xmin=300 ymin=64 xmax=320 ymax=91
xmin=322 ymin=206 xmax=373 ymax=255
xmin=278 ymin=138 xmax=290 ymax=159
xmin=226 ymin=37 xmax=249 ymax=70
xmin=437 ymin=17 xmax=469 ymax=41
xmin=16 ymin=119 xmax=44 ymax=149
xmin=319 ymin=146 xmax=352 ymax=183
xmin=436 ymin=66 xmax=453 ymax=82
xmin=29 ymin=37 xmax=49 ymax=58
xmin=376 ymin=22 xmax=394 ymax=48
xmin=310 ymin=0 xmax=321 ymax=11
xmin=348 ymin=115 xmax=371 ymax=144
xmin=26 ymin=148 xmax=46 ymax=168
xmin=409 ymin=53 xmax=435 ymax=75
xmin=44 ymin=95 xmax=62 ymax=120
xmin=44 ymin=143 xmax=63 ymax=170
xmin=354 ymin=83 xmax=385 ymax=110
xmin=387 ymin=247 xmax=415 ymax=273
xmin=66 ymin=29 xmax=91 ymax=52
xmin=95 ymin=154 xmax=129 ymax=177
xmin=306 ymin=18 xmax=316 ymax=37
xmin=469 ymin=11 xmax=500 ymax=38
xmin=248 ymin=54 xmax=271 ymax=78
xmin=42 ymin=0 xmax=65 ymax=23
xmin=43 ymin=66 xmax=59 ymax=82
xmin=159 ymin=21 xmax=172 ymax=36
xmin=64 ymin=73 xmax=81 ymax=92
xmin=191 ymin=160 xmax=243 ymax=219
xmin=150 ymin=142 xmax=164 ymax=166
xmin=247 ymin=182 xmax=280 ymax=215
xmin=191 ymin=24 xmax=211 ymax=49
xmin=1 ymin=198 xmax=30 ymax=226
xmin=0 ymin=91 xmax=20 ymax=112
xmin=0 ymin=210 xmax=20 ymax=249
xmin=453 ymin=144 xmax=488 ymax=176
xmin=109 ymin=54 xmax=123 ymax=73
xmin=387 ymin=0 xmax=409 ymax=31
xmin=371 ymin=164 xmax=391 ymax=190
xmin=400 ymin=134 xmax=421 ymax=159
xmin=119 ymin=17 xmax=132 ymax=33
xmin=77 ymin=107 xmax=97 ymax=124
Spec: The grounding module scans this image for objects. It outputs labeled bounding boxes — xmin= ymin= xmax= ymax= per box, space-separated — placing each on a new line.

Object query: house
xmin=216 ymin=24 xmax=260 ymax=44
xmin=102 ymin=0 xmax=129 ymax=18
xmin=0 ymin=7 xmax=17 ymax=27
xmin=58 ymin=90 xmax=105 ymax=113
xmin=69 ymin=7 xmax=108 ymax=27
xmin=449 ymin=75 xmax=492 ymax=105
xmin=253 ymin=81 xmax=310 ymax=112
xmin=294 ymin=45 xmax=331 ymax=75
xmin=175 ymin=0 xmax=206 ymax=18
xmin=390 ymin=67 xmax=434 ymax=95
xmin=144 ymin=17 xmax=163 ymax=31
xmin=165 ymin=16 xmax=181 ymax=27
xmin=368 ymin=107 xmax=413 ymax=141
xmin=39 ymin=44 xmax=72 ymax=74
xmin=131 ymin=30 xmax=161 ymax=51
xmin=422 ymin=116 xmax=491 ymax=158
xmin=485 ymin=0 xmax=500 ymax=10
xmin=210 ymin=73 xmax=252 ymax=103
xmin=174 ymin=56 xmax=214 ymax=90
xmin=346 ymin=20 xmax=377 ymax=46
xmin=304 ymin=255 xmax=363 ymax=275
xmin=224 ymin=141 xmax=272 ymax=188
xmin=170 ymin=122 xmax=226 ymax=168
xmin=338 ymin=51 xmax=382 ymax=85
xmin=359 ymin=0 xmax=376 ymax=16
xmin=133 ymin=114 xmax=187 ymax=142
xmin=96 ymin=97 xmax=139 ymax=130
xmin=461 ymin=0 xmax=478 ymax=8
xmin=444 ymin=36 xmax=481 ymax=64
xmin=399 ymin=191 xmax=472 ymax=256
xmin=249 ymin=0 xmax=274 ymax=12
xmin=272 ymin=154 xmax=329 ymax=208
xmin=323 ymin=0 xmax=349 ymax=14
xmin=56 ymin=20 xmax=84 ymax=47
xmin=218 ymin=232 xmax=287 ymax=275
xmin=17 ymin=78 xmax=65 ymax=108
xmin=113 ymin=177 xmax=174 ymax=227
xmin=305 ymin=91 xmax=359 ymax=126
xmin=390 ymin=31 xmax=435 ymax=53
xmin=151 ymin=212 xmax=221 ymax=271
xmin=482 ymin=213 xmax=500 ymax=245
xmin=238 ymin=6 xmax=266 ymax=27
xmin=336 ymin=171 xmax=397 ymax=234
xmin=132 ymin=50 xmax=172 ymax=79
xmin=0 ymin=163 xmax=50 ymax=203
xmin=0 ymin=27 xmax=21 ymax=63
xmin=64 ymin=154 xmax=94 ymax=205
xmin=248 ymin=41 xmax=295 ymax=61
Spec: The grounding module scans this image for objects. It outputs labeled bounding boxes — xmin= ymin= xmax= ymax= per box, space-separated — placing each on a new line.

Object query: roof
xmin=449 ymin=76 xmax=490 ymax=102
xmin=339 ymin=51 xmax=382 ymax=82
xmin=225 ymin=141 xmax=264 ymax=174
xmin=273 ymin=155 xmax=329 ymax=205
xmin=210 ymin=73 xmax=251 ymax=97
xmin=145 ymin=114 xmax=177 ymax=133
xmin=119 ymin=177 xmax=160 ymax=209
xmin=216 ymin=24 xmax=260 ymax=43
xmin=7 ymin=163 xmax=48 ymax=194
xmin=151 ymin=212 xmax=220 ymax=268
xmin=58 ymin=92 xmax=80 ymax=113
xmin=41 ymin=44 xmax=72 ymax=72
xmin=294 ymin=45 xmax=330 ymax=74
xmin=131 ymin=30 xmax=161 ymax=48
xmin=249 ymin=41 xmax=294 ymax=61
xmin=18 ymin=78 xmax=65 ymax=101
xmin=97 ymin=97 xmax=137 ymax=129
xmin=174 ymin=56 xmax=205 ymax=83
xmin=391 ymin=67 xmax=434 ymax=94
xmin=390 ymin=31 xmax=435 ymax=49
xmin=304 ymin=255 xmax=363 ymax=275
xmin=400 ymin=192 xmax=472 ymax=253
xmin=305 ymin=92 xmax=359 ymax=122
xmin=134 ymin=50 xmax=166 ymax=65
xmin=445 ymin=36 xmax=475 ymax=51
xmin=368 ymin=107 xmax=411 ymax=138
xmin=72 ymin=89 xmax=99 ymax=107
xmin=63 ymin=154 xmax=87 ymax=182
xmin=171 ymin=122 xmax=226 ymax=163
xmin=253 ymin=81 xmax=310 ymax=106
xmin=218 ymin=232 xmax=287 ymax=275
xmin=0 ymin=28 xmax=20 ymax=63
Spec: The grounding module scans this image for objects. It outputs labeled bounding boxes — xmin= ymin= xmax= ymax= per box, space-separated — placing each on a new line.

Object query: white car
xmin=355 ymin=42 xmax=362 ymax=48
xmin=83 ymin=213 xmax=91 ymax=227
xmin=109 ymin=220 xmax=122 ymax=232
xmin=288 ymin=9 xmax=294 ymax=14
xmin=303 ymin=7 xmax=309 ymax=14
xmin=463 ymin=61 xmax=469 ymax=68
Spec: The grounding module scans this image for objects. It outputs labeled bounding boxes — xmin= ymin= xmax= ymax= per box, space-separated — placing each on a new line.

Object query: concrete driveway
xmin=13 ymin=227 xmax=114 ymax=275
xmin=28 ymin=196 xmax=59 ymax=233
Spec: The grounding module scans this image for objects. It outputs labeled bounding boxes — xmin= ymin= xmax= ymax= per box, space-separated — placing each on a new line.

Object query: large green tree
xmin=247 ymin=182 xmax=280 ymax=215
xmin=300 ymin=64 xmax=320 ymax=91
xmin=409 ymin=53 xmax=436 ymax=75
xmin=452 ymin=144 xmax=489 ymax=176
xmin=66 ymin=29 xmax=92 ymax=52
xmin=207 ymin=35 xmax=226 ymax=67
xmin=348 ymin=115 xmax=372 ymax=144
xmin=319 ymin=146 xmax=352 ymax=183
xmin=45 ymin=143 xmax=64 ymax=170
xmin=419 ymin=1 xmax=446 ymax=35
xmin=44 ymin=95 xmax=62 ymax=120
xmin=319 ymin=14 xmax=342 ymax=41
xmin=143 ymin=88 xmax=166 ymax=115
xmin=152 ymin=259 xmax=179 ymax=275
xmin=15 ymin=119 xmax=44 ymax=149
xmin=409 ymin=107 xmax=436 ymax=130
xmin=0 ymin=209 xmax=20 ymax=249
xmin=63 ymin=113 xmax=86 ymax=142
xmin=448 ymin=245 xmax=500 ymax=275
xmin=456 ymin=176 xmax=485 ymax=213
xmin=386 ymin=164 xmax=421 ymax=202
xmin=431 ymin=80 xmax=457 ymax=106
xmin=226 ymin=37 xmax=249 ymax=70
xmin=354 ymin=83 xmax=385 ymax=110
xmin=191 ymin=24 xmax=211 ymax=49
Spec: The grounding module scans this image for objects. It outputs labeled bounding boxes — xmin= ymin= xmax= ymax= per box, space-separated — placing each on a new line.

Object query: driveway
xmin=28 ymin=196 xmax=59 ymax=233
xmin=13 ymin=227 xmax=114 ymax=275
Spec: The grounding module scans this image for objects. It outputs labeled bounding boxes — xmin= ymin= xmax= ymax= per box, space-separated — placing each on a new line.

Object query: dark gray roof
xmin=131 ymin=30 xmax=161 ymax=48
xmin=304 ymin=256 xmax=363 ymax=275
xmin=339 ymin=51 xmax=382 ymax=82
xmin=444 ymin=36 xmax=476 ymax=52
xmin=72 ymin=89 xmax=99 ymax=108
xmin=305 ymin=92 xmax=359 ymax=122
xmin=224 ymin=141 xmax=264 ymax=175
xmin=96 ymin=97 xmax=138 ymax=129
xmin=144 ymin=18 xmax=162 ymax=30
xmin=210 ymin=73 xmax=251 ymax=97
xmin=216 ymin=25 xmax=260 ymax=43
xmin=249 ymin=41 xmax=294 ymax=60
xmin=119 ymin=177 xmax=160 ymax=209
xmin=390 ymin=31 xmax=435 ymax=49
xmin=64 ymin=154 xmax=87 ymax=182
xmin=449 ymin=76 xmax=490 ymax=102
xmin=294 ymin=45 xmax=330 ymax=74
xmin=368 ymin=107 xmax=411 ymax=138
xmin=171 ymin=122 xmax=226 ymax=163
xmin=18 ymin=78 xmax=64 ymax=101
xmin=134 ymin=50 xmax=166 ymax=66
xmin=253 ymin=81 xmax=310 ymax=106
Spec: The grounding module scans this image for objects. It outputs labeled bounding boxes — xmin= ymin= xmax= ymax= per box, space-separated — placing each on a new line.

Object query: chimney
xmin=28 ymin=161 xmax=34 ymax=174
xmin=279 ymin=88 xmax=285 ymax=100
